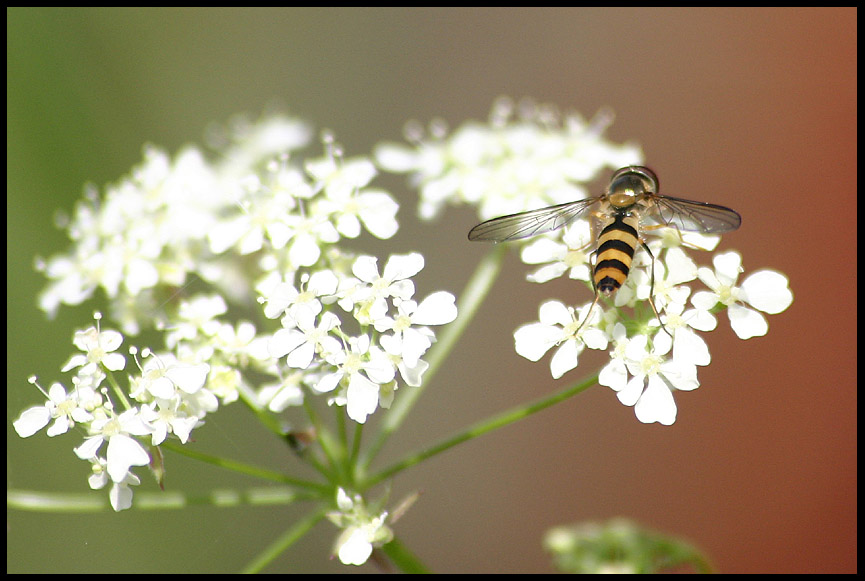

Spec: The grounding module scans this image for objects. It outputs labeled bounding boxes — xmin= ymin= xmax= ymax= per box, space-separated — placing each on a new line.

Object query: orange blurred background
xmin=7 ymin=8 xmax=855 ymax=573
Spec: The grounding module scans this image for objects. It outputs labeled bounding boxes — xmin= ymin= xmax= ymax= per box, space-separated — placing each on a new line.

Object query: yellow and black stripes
xmin=593 ymin=213 xmax=639 ymax=296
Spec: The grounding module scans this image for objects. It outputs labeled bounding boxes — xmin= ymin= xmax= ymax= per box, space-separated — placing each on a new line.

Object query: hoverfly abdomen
xmin=594 ymin=213 xmax=639 ymax=296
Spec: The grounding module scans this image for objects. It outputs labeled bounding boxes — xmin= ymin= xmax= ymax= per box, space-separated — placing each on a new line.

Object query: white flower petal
xmin=728 ymin=303 xmax=768 ymax=339
xmin=514 ymin=323 xmax=560 ymax=361
xmin=165 ymin=363 xmax=210 ymax=394
xmin=346 ymin=374 xmax=379 ymax=424
xmin=338 ymin=527 xmax=374 ymax=566
xmin=635 ymin=375 xmax=677 ymax=425
xmin=106 ymin=434 xmax=151 ymax=482
xmin=13 ymin=406 xmax=51 ymax=438
xmin=383 ymin=252 xmax=424 ymax=281
xmin=599 ymin=358 xmax=628 ymax=392
xmin=617 ymin=376 xmax=645 ymax=407
xmin=712 ymin=251 xmax=743 ymax=285
xmin=550 ymin=340 xmax=581 ymax=379
xmin=412 ymin=291 xmax=457 ymax=325
xmin=741 ymin=270 xmax=793 ymax=314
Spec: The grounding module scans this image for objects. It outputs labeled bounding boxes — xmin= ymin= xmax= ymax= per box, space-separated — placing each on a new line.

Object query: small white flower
xmin=327 ymin=488 xmax=393 ymax=567
xmin=62 ymin=325 xmax=126 ymax=374
xmin=139 ymin=396 xmax=200 ymax=445
xmin=514 ymin=300 xmax=608 ymax=379
xmin=133 ymin=353 xmax=210 ymax=400
xmin=316 ymin=335 xmax=395 ymax=423
xmin=269 ymin=309 xmax=342 ymax=370
xmin=165 ymin=294 xmax=228 ymax=348
xmin=352 ymin=253 xmax=423 ymax=303
xmin=75 ymin=408 xmax=152 ymax=482
xmin=522 ymin=221 xmax=593 ymax=284
xmin=306 ymin=155 xmax=400 ymax=240
xmin=375 ymin=291 xmax=457 ymax=366
xmin=261 ymin=270 xmax=339 ymax=320
xmin=693 ymin=251 xmax=793 ymax=339
xmin=615 ymin=332 xmax=700 ymax=425
xmin=13 ymin=381 xmax=100 ymax=438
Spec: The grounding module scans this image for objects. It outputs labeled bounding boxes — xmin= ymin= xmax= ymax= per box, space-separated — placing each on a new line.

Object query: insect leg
xmin=572 ymin=249 xmax=602 ymax=336
xmin=640 ymin=241 xmax=673 ymax=339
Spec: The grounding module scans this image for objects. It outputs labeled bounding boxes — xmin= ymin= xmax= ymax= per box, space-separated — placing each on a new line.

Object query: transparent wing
xmin=467 ymin=197 xmax=600 ymax=242
xmin=645 ymin=195 xmax=741 ymax=234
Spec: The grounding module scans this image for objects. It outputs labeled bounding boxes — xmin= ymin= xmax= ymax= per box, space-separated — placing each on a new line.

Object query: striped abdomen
xmin=593 ymin=212 xmax=639 ymax=296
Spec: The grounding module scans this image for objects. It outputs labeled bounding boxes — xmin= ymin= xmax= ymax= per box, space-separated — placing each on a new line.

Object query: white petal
xmin=165 ymin=363 xmax=210 ymax=394
xmin=75 ymin=436 xmax=104 ymax=459
xmin=617 ymin=376 xmax=645 ymax=407
xmin=526 ymin=263 xmax=567 ymax=283
xmin=358 ymin=191 xmax=399 ymax=239
xmin=338 ymin=527 xmax=374 ymax=566
xmin=102 ymin=352 xmax=127 ymax=371
xmin=660 ymin=361 xmax=700 ymax=391
xmin=289 ymin=233 xmax=321 ymax=267
xmin=346 ymin=374 xmax=379 ymax=424
xmin=635 ymin=375 xmax=677 ymax=425
xmin=363 ymin=351 xmax=396 ymax=384
xmin=741 ymin=270 xmax=793 ymax=314
xmin=538 ymin=300 xmax=572 ymax=326
xmin=269 ymin=328 xmax=306 ymax=358
xmin=314 ymin=371 xmax=342 ymax=394
xmin=514 ymin=323 xmax=560 ymax=361
xmin=599 ymin=359 xmax=628 ymax=392
xmin=285 ymin=342 xmax=315 ymax=370
xmin=520 ymin=238 xmax=564 ymax=264
xmin=383 ymin=253 xmax=424 ymax=281
xmin=98 ymin=330 xmax=124 ymax=352
xmin=352 ymin=256 xmax=380 ymax=283
xmin=13 ymin=406 xmax=51 ymax=438
xmin=412 ymin=291 xmax=457 ymax=325
xmin=550 ymin=340 xmax=581 ymax=379
xmin=399 ymin=358 xmax=429 ymax=387
xmin=308 ymin=270 xmax=339 ymax=296
xmin=109 ymin=482 xmax=134 ymax=511
xmin=373 ymin=142 xmax=419 ymax=172
xmin=728 ymin=303 xmax=768 ymax=339
xmin=712 ymin=251 xmax=743 ymax=285
xmin=691 ymin=290 xmax=721 ymax=310
xmin=106 ymin=434 xmax=150 ymax=482
xmin=673 ymin=328 xmax=710 ymax=366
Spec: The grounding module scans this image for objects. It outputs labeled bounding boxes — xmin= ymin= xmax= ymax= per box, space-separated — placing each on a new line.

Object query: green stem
xmin=241 ymin=505 xmax=328 ymax=573
xmin=363 ymin=372 xmax=599 ymax=488
xmin=362 ymin=244 xmax=508 ymax=469
xmin=6 ymin=486 xmax=320 ymax=512
xmin=379 ymin=535 xmax=432 ymax=573
xmin=160 ymin=440 xmax=331 ymax=495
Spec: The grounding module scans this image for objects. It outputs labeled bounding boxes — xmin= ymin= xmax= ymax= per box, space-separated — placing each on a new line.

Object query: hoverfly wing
xmin=468 ymin=197 xmax=599 ymax=242
xmin=646 ymin=195 xmax=741 ymax=234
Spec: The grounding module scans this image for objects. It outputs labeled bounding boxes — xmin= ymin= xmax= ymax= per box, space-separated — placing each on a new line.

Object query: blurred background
xmin=7 ymin=8 xmax=855 ymax=573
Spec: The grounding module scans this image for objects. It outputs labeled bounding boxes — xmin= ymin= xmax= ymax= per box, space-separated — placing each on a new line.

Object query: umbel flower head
xmin=18 ymin=112 xmax=458 ymax=511
xmin=376 ymin=97 xmax=792 ymax=425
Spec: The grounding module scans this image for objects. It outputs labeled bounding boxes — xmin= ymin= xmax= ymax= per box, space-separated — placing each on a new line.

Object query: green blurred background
xmin=8 ymin=8 xmax=856 ymax=573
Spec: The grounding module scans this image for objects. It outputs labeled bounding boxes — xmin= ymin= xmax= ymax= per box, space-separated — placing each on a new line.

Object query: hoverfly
xmin=467 ymin=166 xmax=741 ymax=335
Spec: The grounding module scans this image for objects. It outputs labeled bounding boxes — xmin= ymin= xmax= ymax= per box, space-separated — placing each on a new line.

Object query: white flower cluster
xmin=258 ymin=251 xmax=457 ymax=423
xmin=375 ymin=98 xmax=793 ymax=426
xmin=516 ymin=230 xmax=792 ymax=425
xmin=17 ymin=114 xmax=458 ymax=511
xmin=375 ymin=97 xmax=643 ymax=222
